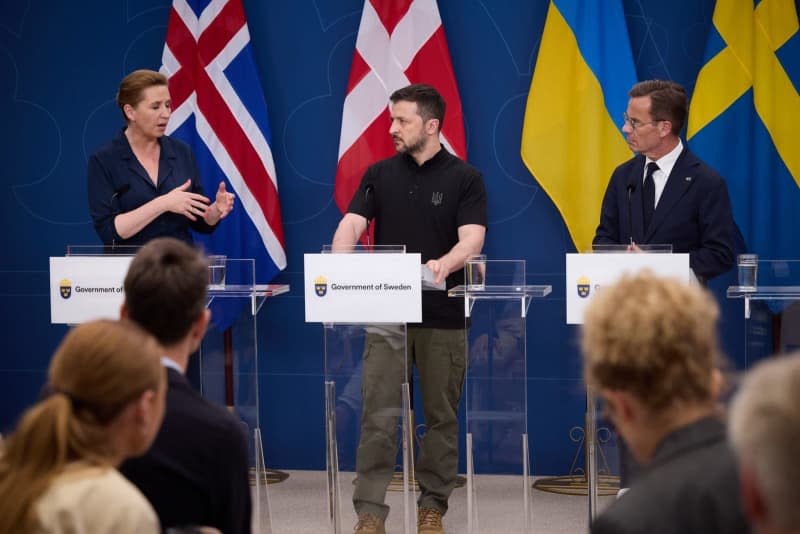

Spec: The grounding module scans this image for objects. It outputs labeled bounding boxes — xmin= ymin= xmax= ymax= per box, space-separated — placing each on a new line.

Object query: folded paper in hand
xmin=421 ymin=265 xmax=445 ymax=291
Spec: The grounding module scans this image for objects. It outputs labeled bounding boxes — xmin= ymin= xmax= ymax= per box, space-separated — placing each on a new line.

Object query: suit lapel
xmin=125 ymin=157 xmax=152 ymax=187
xmin=117 ymin=131 xmax=175 ymax=190
xmin=113 ymin=131 xmax=151 ymax=187
xmin=158 ymin=137 xmax=175 ymax=188
xmin=628 ymin=157 xmax=647 ymax=243
xmin=116 ymin=130 xmax=160 ymax=190
xmin=645 ymin=148 xmax=698 ymax=241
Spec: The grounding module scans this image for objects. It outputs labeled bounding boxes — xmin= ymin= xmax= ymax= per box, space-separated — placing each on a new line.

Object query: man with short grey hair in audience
xmin=729 ymin=353 xmax=800 ymax=534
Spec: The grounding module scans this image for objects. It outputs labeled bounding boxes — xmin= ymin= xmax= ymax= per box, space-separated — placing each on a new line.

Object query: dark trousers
xmin=353 ymin=328 xmax=466 ymax=519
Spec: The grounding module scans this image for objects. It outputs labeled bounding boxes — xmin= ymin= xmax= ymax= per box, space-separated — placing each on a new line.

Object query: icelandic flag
xmin=160 ymin=0 xmax=286 ymax=329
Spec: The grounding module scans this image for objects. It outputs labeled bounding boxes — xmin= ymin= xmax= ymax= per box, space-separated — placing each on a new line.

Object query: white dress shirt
xmin=644 ymin=139 xmax=683 ymax=208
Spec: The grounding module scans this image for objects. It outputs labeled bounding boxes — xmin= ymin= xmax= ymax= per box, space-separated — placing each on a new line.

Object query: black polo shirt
xmin=347 ymin=147 xmax=487 ymax=328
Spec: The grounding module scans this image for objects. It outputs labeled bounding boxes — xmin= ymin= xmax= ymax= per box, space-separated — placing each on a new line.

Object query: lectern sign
xmin=50 ymin=256 xmax=133 ymax=324
xmin=304 ymin=253 xmax=422 ymax=323
xmin=566 ymin=253 xmax=691 ymax=324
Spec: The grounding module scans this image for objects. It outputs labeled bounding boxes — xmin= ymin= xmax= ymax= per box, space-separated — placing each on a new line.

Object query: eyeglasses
xmin=623 ymin=112 xmax=664 ymax=130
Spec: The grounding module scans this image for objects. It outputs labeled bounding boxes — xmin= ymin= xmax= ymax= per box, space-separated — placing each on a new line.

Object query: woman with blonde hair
xmin=0 ymin=319 xmax=166 ymax=533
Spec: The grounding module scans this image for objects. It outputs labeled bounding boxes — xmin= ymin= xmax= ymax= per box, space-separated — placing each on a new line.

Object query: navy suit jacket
xmin=593 ymin=147 xmax=736 ymax=281
xmin=121 ymin=368 xmax=252 ymax=534
xmin=87 ymin=129 xmax=216 ymax=247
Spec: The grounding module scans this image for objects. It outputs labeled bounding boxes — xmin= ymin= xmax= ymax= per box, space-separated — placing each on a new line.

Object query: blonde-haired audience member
xmin=582 ymin=272 xmax=748 ymax=534
xmin=729 ymin=353 xmax=800 ymax=534
xmin=0 ymin=320 xmax=165 ymax=534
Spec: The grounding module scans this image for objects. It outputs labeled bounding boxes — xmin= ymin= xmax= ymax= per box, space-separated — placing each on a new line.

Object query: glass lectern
xmin=727 ymin=259 xmax=800 ymax=365
xmin=319 ymin=245 xmax=416 ymax=534
xmin=449 ymin=259 xmax=551 ymax=533
xmin=62 ymin=246 xmax=289 ymax=534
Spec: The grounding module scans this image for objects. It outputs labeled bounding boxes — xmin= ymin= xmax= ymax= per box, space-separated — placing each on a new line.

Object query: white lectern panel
xmin=566 ymin=253 xmax=690 ymax=324
xmin=50 ymin=256 xmax=133 ymax=324
xmin=304 ymin=253 xmax=422 ymax=323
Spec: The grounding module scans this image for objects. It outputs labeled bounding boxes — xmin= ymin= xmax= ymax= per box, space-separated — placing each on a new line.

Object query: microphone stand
xmin=109 ymin=184 xmax=130 ymax=251
xmin=626 ymin=183 xmax=636 ymax=245
xmin=364 ymin=184 xmax=374 ymax=251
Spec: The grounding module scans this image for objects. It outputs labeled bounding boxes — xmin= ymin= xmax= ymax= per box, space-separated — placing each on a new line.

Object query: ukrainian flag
xmin=521 ymin=0 xmax=636 ymax=253
xmin=688 ymin=0 xmax=800 ymax=258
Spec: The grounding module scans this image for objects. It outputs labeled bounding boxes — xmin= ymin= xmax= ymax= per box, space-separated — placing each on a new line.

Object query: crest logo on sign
xmin=60 ymin=279 xmax=73 ymax=299
xmin=577 ymin=276 xmax=591 ymax=298
xmin=315 ymin=275 xmax=328 ymax=297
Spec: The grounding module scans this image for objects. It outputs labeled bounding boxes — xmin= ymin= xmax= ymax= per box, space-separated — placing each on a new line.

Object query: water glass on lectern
xmin=466 ymin=254 xmax=487 ymax=291
xmin=737 ymin=254 xmax=758 ymax=291
xmin=207 ymin=255 xmax=227 ymax=290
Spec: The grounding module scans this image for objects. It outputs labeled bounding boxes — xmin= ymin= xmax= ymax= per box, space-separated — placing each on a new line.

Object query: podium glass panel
xmin=727 ymin=259 xmax=800 ymax=366
xmin=321 ymin=245 xmax=414 ymax=534
xmin=584 ymin=387 xmax=622 ymax=522
xmin=449 ymin=260 xmax=551 ymax=533
xmin=63 ymin=247 xmax=288 ymax=532
xmin=582 ymin=245 xmax=676 ymax=519
xmin=199 ymin=259 xmax=288 ymax=534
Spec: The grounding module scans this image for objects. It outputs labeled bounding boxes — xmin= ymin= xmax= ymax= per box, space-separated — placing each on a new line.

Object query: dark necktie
xmin=642 ymin=161 xmax=659 ymax=231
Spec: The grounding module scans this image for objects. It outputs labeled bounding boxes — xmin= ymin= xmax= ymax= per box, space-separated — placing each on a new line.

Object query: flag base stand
xmin=532 ymin=474 xmax=619 ymax=496
xmin=250 ymin=467 xmax=291 ymax=486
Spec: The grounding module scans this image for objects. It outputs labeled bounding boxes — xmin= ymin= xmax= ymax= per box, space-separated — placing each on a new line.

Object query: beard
xmin=394 ymin=133 xmax=425 ymax=155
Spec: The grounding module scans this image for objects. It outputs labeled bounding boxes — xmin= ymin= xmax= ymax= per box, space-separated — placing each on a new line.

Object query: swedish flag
xmin=521 ymin=0 xmax=636 ymax=253
xmin=688 ymin=0 xmax=800 ymax=258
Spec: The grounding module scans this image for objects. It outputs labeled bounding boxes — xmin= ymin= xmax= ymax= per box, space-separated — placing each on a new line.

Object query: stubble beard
xmin=394 ymin=134 xmax=426 ymax=156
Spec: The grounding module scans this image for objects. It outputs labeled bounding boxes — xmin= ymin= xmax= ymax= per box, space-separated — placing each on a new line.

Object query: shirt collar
xmin=114 ymin=127 xmax=175 ymax=161
xmin=161 ymin=356 xmax=183 ymax=374
xmin=645 ymin=138 xmax=683 ymax=179
xmin=402 ymin=145 xmax=448 ymax=169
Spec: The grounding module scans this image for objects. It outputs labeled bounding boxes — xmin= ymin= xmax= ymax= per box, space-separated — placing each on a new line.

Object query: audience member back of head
xmin=730 ymin=352 xmax=800 ymax=534
xmin=0 ymin=319 xmax=165 ymax=534
xmin=581 ymin=272 xmax=749 ymax=534
xmin=119 ymin=237 xmax=252 ymax=534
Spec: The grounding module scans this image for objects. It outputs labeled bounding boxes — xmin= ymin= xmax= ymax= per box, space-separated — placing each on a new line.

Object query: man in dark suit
xmin=119 ymin=238 xmax=251 ymax=534
xmin=582 ymin=272 xmax=748 ymax=534
xmin=593 ymin=80 xmax=736 ymax=283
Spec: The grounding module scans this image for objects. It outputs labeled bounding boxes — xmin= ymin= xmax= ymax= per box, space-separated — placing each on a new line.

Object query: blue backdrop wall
xmin=0 ymin=0 xmax=783 ymax=474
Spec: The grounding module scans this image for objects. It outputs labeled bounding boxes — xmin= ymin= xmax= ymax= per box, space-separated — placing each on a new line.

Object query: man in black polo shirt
xmin=332 ymin=84 xmax=487 ymax=534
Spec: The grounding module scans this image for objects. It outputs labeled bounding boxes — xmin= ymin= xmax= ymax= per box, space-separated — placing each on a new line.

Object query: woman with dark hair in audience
xmin=0 ymin=319 xmax=166 ymax=533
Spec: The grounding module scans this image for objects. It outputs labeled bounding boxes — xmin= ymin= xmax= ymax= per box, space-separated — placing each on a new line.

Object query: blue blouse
xmin=87 ymin=129 xmax=216 ymax=246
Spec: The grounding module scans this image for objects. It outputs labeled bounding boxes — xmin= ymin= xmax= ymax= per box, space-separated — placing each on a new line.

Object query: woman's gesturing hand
xmin=206 ymin=181 xmax=235 ymax=222
xmin=163 ymin=179 xmax=211 ymax=221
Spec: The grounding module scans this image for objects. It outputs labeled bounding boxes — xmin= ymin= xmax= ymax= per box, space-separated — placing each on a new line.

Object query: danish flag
xmin=160 ymin=0 xmax=286 ymax=295
xmin=334 ymin=0 xmax=466 ymax=214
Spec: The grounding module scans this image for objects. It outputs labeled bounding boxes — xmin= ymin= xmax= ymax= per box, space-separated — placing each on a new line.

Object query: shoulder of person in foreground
xmin=36 ymin=464 xmax=159 ymax=534
xmin=592 ymin=443 xmax=747 ymax=534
